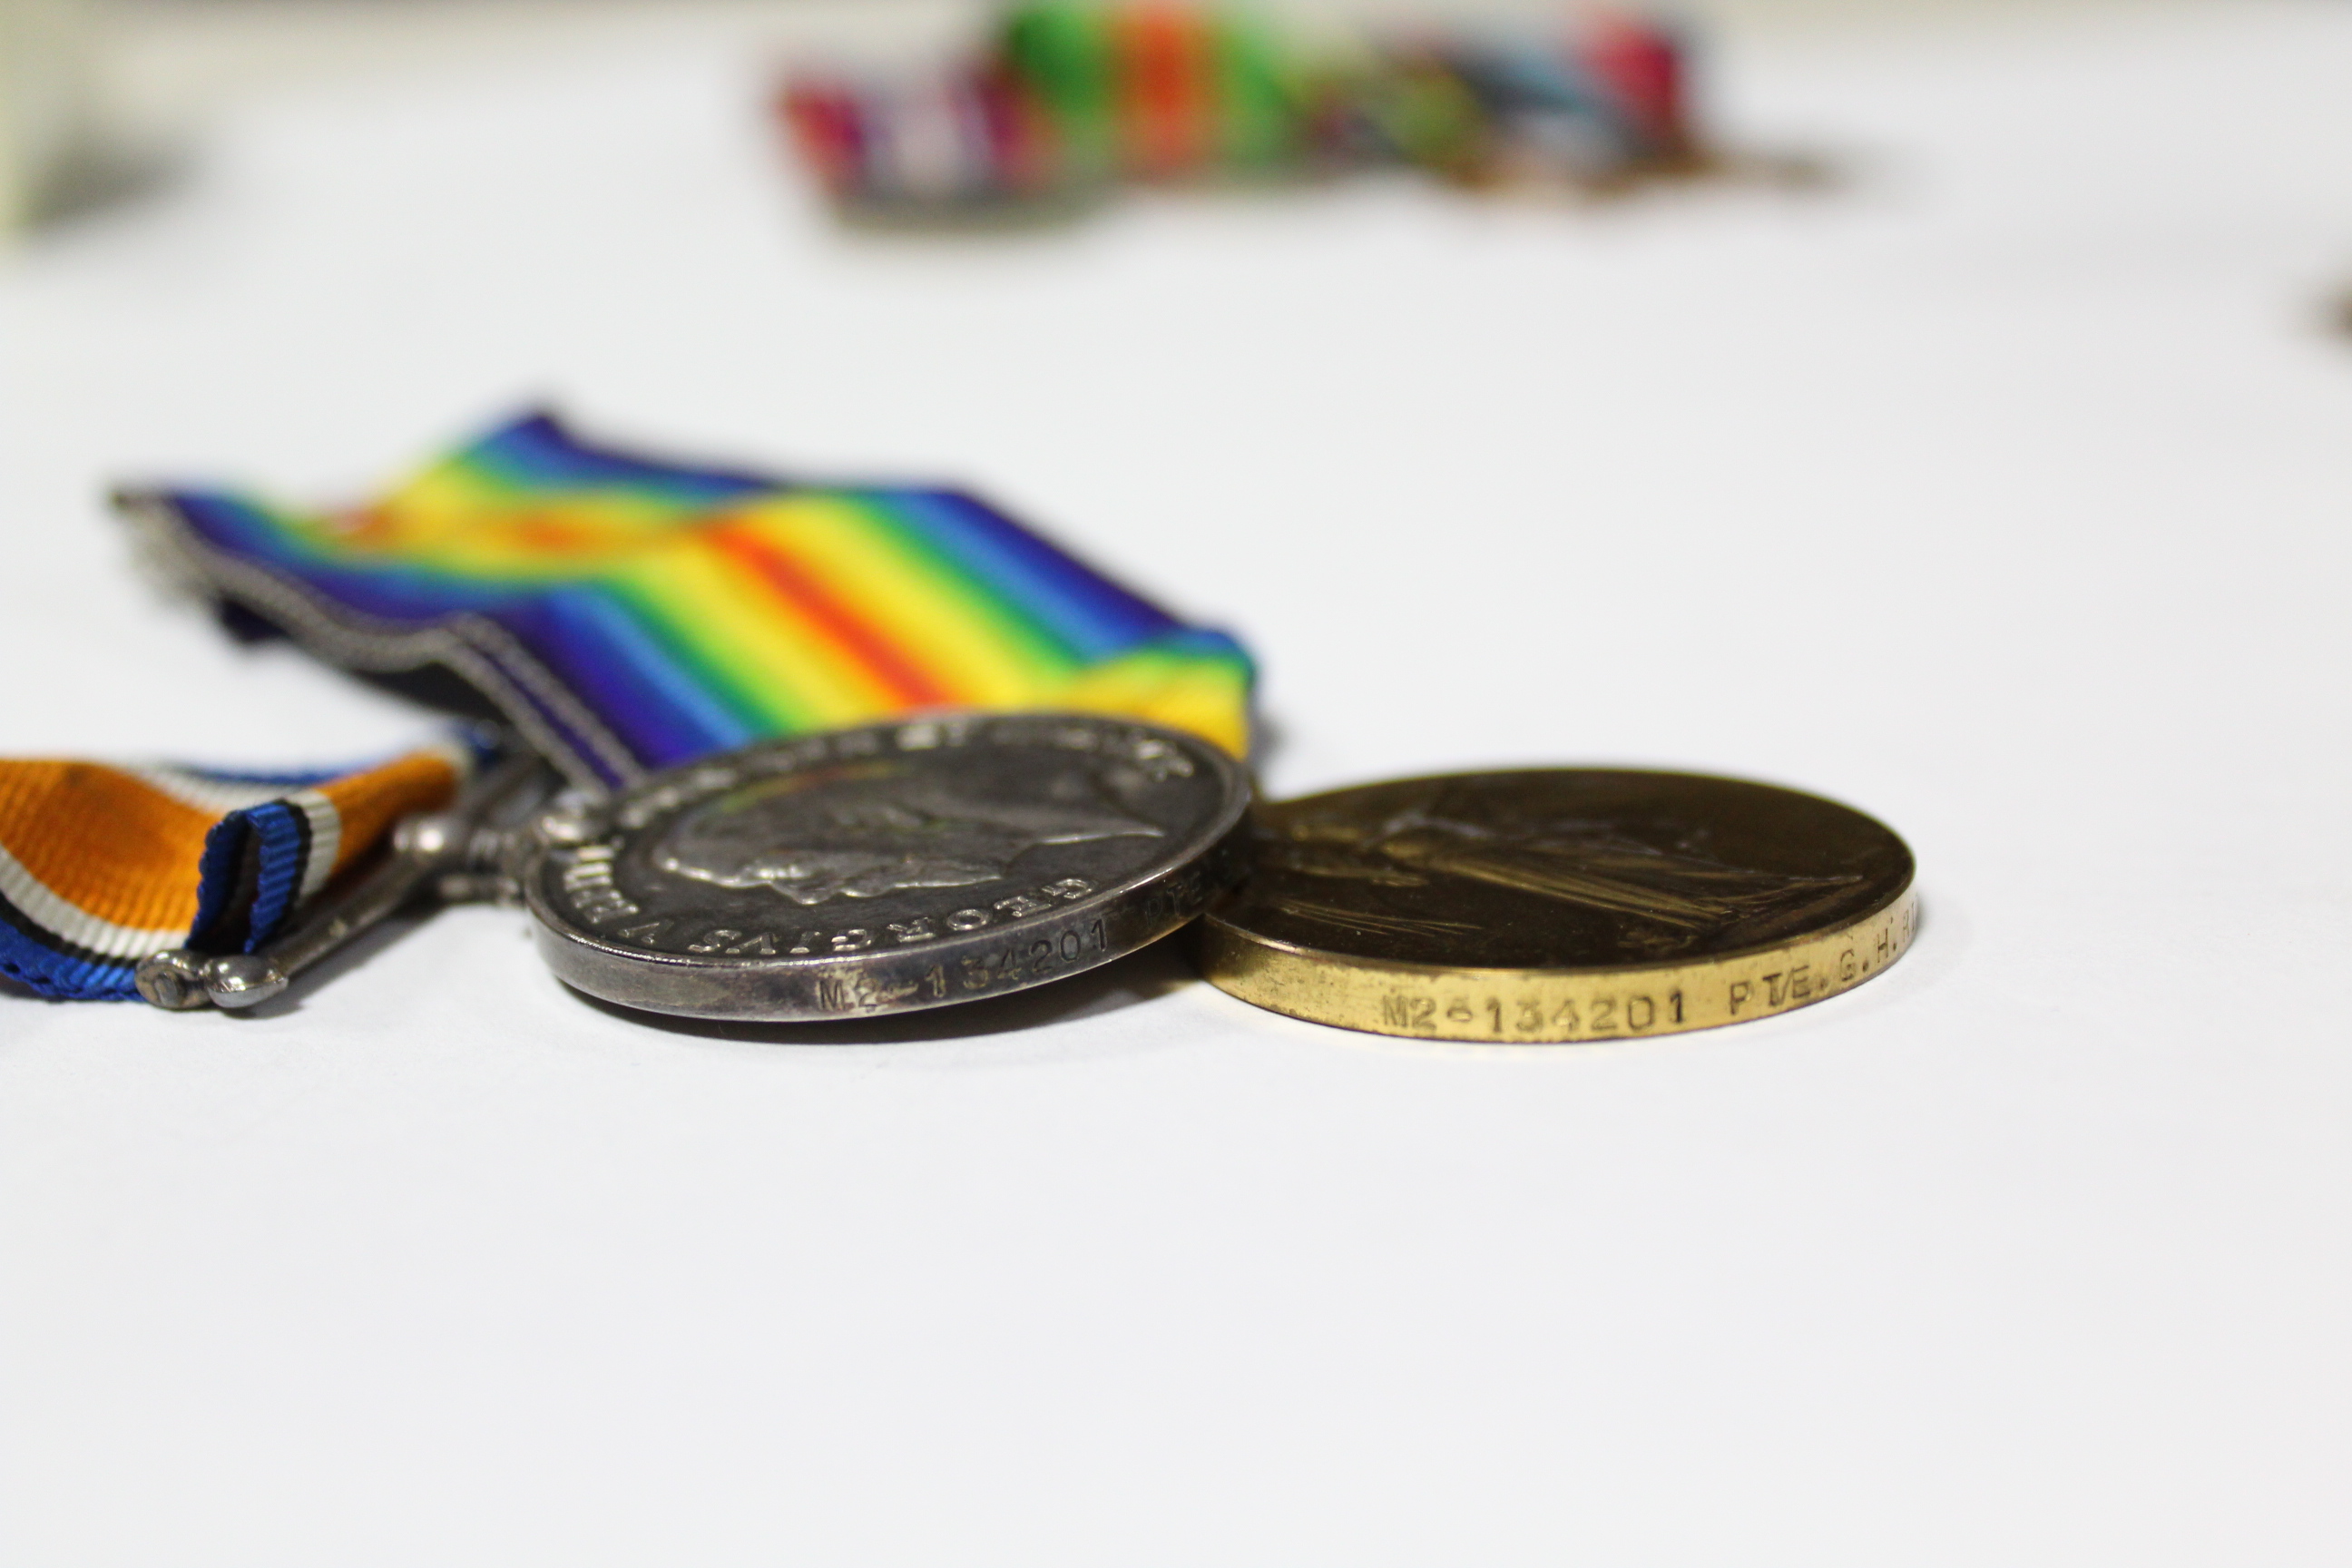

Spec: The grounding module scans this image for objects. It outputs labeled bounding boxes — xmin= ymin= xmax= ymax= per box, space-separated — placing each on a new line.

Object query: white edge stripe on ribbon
xmin=0 ymin=840 xmax=185 ymax=962
xmin=289 ymin=789 xmax=342 ymax=904
xmin=126 ymin=766 xmax=302 ymax=816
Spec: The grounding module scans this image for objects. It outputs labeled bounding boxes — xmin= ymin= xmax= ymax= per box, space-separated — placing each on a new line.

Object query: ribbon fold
xmin=0 ymin=744 xmax=476 ymax=1000
xmin=123 ymin=410 xmax=1256 ymax=789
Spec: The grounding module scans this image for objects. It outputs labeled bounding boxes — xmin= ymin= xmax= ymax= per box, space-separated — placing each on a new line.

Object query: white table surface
xmin=5 ymin=3 xmax=2350 ymax=1561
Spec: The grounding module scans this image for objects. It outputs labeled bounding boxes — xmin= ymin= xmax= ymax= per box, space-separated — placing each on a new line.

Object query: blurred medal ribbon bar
xmin=780 ymin=2 xmax=1704 ymax=220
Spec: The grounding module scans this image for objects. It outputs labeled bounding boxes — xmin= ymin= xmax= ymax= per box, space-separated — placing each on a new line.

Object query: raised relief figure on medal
xmin=527 ymin=715 xmax=1251 ymax=1022
xmin=1194 ymin=769 xmax=1916 ymax=1043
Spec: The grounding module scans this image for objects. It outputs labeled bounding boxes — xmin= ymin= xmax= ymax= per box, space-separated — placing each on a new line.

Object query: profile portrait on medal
xmin=652 ymin=757 xmax=1168 ymax=906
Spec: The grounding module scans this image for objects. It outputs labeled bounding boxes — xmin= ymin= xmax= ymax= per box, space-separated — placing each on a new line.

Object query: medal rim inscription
xmin=524 ymin=713 xmax=1251 ymax=1022
xmin=1195 ymin=768 xmax=1917 ymax=1043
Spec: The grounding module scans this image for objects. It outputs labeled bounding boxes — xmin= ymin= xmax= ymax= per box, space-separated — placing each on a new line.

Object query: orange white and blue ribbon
xmin=0 ymin=742 xmax=476 ymax=1000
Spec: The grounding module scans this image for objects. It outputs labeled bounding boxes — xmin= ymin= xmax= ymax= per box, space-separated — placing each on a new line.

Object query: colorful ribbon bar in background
xmin=781 ymin=2 xmax=1698 ymax=217
xmin=121 ymin=411 xmax=1257 ymax=790
xmin=0 ymin=743 xmax=475 ymax=1000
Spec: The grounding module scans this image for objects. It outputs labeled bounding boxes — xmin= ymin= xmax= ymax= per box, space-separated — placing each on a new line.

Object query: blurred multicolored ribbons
xmin=0 ymin=742 xmax=476 ymax=1000
xmin=118 ymin=411 xmax=1257 ymax=793
xmin=781 ymin=3 xmax=1697 ymax=215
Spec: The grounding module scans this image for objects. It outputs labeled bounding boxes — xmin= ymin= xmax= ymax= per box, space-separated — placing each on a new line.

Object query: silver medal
xmin=138 ymin=714 xmax=1251 ymax=1023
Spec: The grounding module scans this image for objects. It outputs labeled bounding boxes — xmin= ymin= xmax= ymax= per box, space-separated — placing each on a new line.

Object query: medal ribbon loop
xmin=0 ymin=742 xmax=481 ymax=1001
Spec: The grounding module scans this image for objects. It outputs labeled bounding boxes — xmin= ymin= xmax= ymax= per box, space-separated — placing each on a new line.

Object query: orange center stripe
xmin=707 ymin=527 xmax=954 ymax=709
xmin=318 ymin=753 xmax=463 ymax=880
xmin=0 ymin=762 xmax=213 ymax=933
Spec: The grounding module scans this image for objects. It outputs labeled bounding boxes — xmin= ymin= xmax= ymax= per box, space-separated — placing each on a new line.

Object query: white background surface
xmin=5 ymin=3 xmax=2351 ymax=1561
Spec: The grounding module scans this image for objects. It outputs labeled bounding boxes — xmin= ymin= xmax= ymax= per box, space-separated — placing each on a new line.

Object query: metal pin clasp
xmin=133 ymin=750 xmax=551 ymax=1014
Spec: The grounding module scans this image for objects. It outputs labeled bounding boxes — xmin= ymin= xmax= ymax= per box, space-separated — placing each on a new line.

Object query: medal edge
xmin=1192 ymin=882 xmax=1921 ymax=1044
xmin=523 ymin=715 xmax=1253 ymax=1021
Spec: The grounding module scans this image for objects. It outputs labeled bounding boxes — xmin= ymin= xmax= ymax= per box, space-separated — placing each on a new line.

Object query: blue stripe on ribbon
xmin=880 ymin=487 xmax=1181 ymax=662
xmin=522 ymin=588 xmax=760 ymax=769
xmin=0 ymin=889 xmax=142 ymax=1000
xmin=190 ymin=799 xmax=313 ymax=953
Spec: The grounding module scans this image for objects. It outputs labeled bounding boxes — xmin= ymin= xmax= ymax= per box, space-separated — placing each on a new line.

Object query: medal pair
xmin=3 ymin=413 xmax=1913 ymax=1038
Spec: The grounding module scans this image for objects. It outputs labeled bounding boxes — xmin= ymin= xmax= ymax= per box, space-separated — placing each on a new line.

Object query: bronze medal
xmin=1194 ymin=769 xmax=1916 ymax=1042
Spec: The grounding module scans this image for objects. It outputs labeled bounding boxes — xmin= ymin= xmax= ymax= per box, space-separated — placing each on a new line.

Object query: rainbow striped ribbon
xmin=122 ymin=411 xmax=1257 ymax=790
xmin=0 ymin=743 xmax=476 ymax=1000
